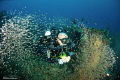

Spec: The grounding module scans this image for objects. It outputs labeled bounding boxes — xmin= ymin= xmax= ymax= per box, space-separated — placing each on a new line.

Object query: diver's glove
xmin=58 ymin=56 xmax=71 ymax=64
xmin=58 ymin=59 xmax=64 ymax=64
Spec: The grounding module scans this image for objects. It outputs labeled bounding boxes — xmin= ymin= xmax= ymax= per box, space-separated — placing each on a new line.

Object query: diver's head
xmin=58 ymin=32 xmax=68 ymax=39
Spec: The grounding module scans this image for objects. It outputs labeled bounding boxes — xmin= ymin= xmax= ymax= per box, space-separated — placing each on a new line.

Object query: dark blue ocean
xmin=0 ymin=0 xmax=120 ymax=31
xmin=0 ymin=0 xmax=120 ymax=80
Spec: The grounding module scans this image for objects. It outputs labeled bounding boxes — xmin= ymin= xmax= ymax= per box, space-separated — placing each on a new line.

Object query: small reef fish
xmin=94 ymin=22 xmax=97 ymax=25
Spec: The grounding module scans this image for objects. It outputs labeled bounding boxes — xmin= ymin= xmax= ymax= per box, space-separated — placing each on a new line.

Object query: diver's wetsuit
xmin=40 ymin=27 xmax=74 ymax=62
xmin=48 ymin=38 xmax=74 ymax=57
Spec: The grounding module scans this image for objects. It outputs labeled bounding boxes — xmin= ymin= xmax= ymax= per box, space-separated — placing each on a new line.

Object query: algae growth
xmin=0 ymin=11 xmax=116 ymax=80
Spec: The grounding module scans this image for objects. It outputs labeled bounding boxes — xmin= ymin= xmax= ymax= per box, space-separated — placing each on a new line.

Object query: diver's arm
xmin=49 ymin=38 xmax=75 ymax=50
xmin=48 ymin=44 xmax=67 ymax=50
xmin=56 ymin=38 xmax=67 ymax=46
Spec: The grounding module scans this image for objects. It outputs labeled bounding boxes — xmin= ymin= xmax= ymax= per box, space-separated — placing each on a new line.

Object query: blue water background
xmin=0 ymin=0 xmax=120 ymax=79
xmin=0 ymin=0 xmax=120 ymax=34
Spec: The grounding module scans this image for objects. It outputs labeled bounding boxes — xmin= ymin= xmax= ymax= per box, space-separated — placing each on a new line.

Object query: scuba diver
xmin=40 ymin=27 xmax=75 ymax=64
